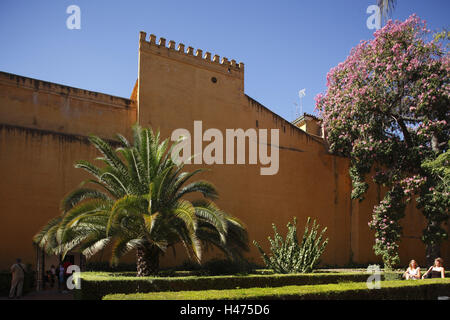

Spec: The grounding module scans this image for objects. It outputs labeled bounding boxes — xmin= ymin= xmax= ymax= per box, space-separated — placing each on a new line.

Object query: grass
xmin=103 ymin=278 xmax=450 ymax=300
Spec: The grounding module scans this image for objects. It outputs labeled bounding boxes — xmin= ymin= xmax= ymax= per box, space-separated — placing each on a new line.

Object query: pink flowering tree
xmin=315 ymin=15 xmax=449 ymax=268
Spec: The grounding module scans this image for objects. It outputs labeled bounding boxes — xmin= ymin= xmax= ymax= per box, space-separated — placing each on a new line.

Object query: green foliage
xmin=103 ymin=279 xmax=450 ymax=300
xmin=422 ymin=143 xmax=450 ymax=183
xmin=196 ymin=258 xmax=253 ymax=275
xmin=417 ymin=144 xmax=450 ymax=247
xmin=433 ymin=29 xmax=450 ymax=49
xmin=169 ymin=258 xmax=256 ymax=276
xmin=84 ymin=261 xmax=137 ymax=272
xmin=253 ymin=217 xmax=329 ymax=273
xmin=369 ymin=185 xmax=406 ymax=269
xmin=74 ymin=271 xmax=375 ymax=300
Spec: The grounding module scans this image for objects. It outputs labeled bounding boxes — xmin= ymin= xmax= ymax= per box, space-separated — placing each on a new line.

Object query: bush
xmin=83 ymin=258 xmax=258 ymax=277
xmin=103 ymin=279 xmax=450 ymax=300
xmin=85 ymin=261 xmax=137 ymax=272
xmin=253 ymin=217 xmax=328 ymax=273
xmin=168 ymin=258 xmax=261 ymax=276
xmin=74 ymin=271 xmax=389 ymax=300
xmin=198 ymin=258 xmax=256 ymax=275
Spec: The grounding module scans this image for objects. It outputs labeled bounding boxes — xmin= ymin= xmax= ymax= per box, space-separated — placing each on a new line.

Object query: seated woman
xmin=403 ymin=260 xmax=421 ymax=280
xmin=422 ymin=257 xmax=445 ymax=279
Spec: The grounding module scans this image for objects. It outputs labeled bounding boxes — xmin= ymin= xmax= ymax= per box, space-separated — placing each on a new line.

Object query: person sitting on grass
xmin=422 ymin=257 xmax=445 ymax=279
xmin=403 ymin=260 xmax=421 ymax=280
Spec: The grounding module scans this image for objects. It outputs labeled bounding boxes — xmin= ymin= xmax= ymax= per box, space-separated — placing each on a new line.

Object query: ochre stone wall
xmin=0 ymin=125 xmax=97 ymax=269
xmin=0 ymin=72 xmax=136 ymax=269
xmin=0 ymin=72 xmax=136 ymax=139
xmin=0 ymin=32 xmax=447 ymax=270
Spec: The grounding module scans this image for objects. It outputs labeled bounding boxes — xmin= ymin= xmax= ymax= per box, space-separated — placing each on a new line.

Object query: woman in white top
xmin=422 ymin=257 xmax=445 ymax=279
xmin=403 ymin=260 xmax=421 ymax=280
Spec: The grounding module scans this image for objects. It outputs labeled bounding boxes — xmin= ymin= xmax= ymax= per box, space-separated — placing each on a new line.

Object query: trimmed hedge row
xmin=0 ymin=271 xmax=36 ymax=296
xmin=103 ymin=279 xmax=450 ymax=300
xmin=74 ymin=271 xmax=401 ymax=300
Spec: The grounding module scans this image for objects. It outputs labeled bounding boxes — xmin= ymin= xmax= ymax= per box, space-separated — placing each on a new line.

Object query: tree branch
xmin=392 ymin=115 xmax=413 ymax=148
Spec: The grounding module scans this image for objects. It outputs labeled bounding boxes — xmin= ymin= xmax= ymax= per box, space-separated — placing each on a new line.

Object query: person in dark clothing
xmin=58 ymin=262 xmax=65 ymax=292
xmin=49 ymin=265 xmax=56 ymax=288
xmin=422 ymin=257 xmax=445 ymax=279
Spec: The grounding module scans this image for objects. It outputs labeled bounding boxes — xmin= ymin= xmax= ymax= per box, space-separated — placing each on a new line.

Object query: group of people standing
xmin=403 ymin=257 xmax=446 ymax=280
xmin=44 ymin=261 xmax=72 ymax=292
xmin=8 ymin=258 xmax=73 ymax=299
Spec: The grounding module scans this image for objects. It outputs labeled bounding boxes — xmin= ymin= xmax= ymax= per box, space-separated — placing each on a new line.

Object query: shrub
xmin=253 ymin=217 xmax=328 ymax=273
xmin=85 ymin=261 xmax=137 ymax=272
xmin=170 ymin=258 xmax=262 ymax=276
xmin=200 ymin=258 xmax=255 ymax=275
xmin=75 ymin=271 xmax=380 ymax=300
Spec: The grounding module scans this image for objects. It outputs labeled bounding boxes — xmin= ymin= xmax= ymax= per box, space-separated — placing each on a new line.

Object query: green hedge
xmin=103 ymin=279 xmax=450 ymax=300
xmin=0 ymin=271 xmax=36 ymax=296
xmin=74 ymin=271 xmax=402 ymax=300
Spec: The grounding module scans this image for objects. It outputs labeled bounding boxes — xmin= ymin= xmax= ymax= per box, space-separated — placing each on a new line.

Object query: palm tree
xmin=34 ymin=125 xmax=248 ymax=276
xmin=377 ymin=0 xmax=397 ymax=24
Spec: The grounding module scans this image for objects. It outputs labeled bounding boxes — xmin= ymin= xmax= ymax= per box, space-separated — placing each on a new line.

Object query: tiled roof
xmin=292 ymin=112 xmax=321 ymax=125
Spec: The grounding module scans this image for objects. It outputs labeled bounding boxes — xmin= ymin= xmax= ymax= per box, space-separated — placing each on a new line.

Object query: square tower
xmin=137 ymin=32 xmax=244 ymax=138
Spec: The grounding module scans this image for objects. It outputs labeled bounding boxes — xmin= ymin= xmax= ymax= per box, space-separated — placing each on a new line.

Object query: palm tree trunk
xmin=136 ymin=245 xmax=160 ymax=276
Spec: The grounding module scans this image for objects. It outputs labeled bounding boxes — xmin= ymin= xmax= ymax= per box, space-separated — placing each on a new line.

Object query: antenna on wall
xmin=293 ymin=102 xmax=299 ymax=119
xmin=298 ymin=88 xmax=306 ymax=116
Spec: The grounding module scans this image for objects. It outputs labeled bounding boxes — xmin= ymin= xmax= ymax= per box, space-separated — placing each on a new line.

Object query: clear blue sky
xmin=0 ymin=0 xmax=448 ymax=121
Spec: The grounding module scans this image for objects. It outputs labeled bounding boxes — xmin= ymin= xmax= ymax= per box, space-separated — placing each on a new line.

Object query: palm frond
xmin=176 ymin=180 xmax=218 ymax=201
xmin=377 ymin=0 xmax=397 ymax=23
xmin=61 ymin=188 xmax=110 ymax=213
xmin=172 ymin=200 xmax=198 ymax=234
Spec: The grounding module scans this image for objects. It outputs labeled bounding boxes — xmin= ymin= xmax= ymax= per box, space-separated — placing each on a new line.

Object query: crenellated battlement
xmin=139 ymin=31 xmax=244 ymax=78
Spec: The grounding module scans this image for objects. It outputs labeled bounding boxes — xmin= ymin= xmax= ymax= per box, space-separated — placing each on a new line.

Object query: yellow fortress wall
xmin=0 ymin=72 xmax=136 ymax=269
xmin=0 ymin=32 xmax=447 ymax=270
